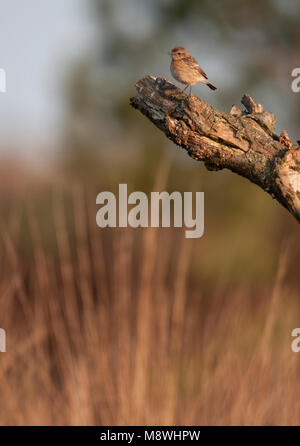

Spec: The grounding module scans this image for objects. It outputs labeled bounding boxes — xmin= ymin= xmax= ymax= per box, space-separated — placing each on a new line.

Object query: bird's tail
xmin=207 ymin=82 xmax=217 ymax=91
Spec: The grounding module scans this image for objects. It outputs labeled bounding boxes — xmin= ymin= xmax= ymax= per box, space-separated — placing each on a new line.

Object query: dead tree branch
xmin=130 ymin=75 xmax=300 ymax=223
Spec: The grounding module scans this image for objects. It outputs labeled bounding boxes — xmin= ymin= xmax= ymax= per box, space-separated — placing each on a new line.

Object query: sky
xmin=0 ymin=0 xmax=94 ymax=152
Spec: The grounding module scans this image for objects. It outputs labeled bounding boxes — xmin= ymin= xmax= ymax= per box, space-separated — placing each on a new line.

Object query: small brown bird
xmin=169 ymin=46 xmax=217 ymax=95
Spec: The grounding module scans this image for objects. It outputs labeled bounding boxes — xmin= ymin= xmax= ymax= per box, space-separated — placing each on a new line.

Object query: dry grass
xmin=0 ymin=173 xmax=299 ymax=426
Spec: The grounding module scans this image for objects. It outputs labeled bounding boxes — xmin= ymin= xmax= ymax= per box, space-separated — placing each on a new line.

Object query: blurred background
xmin=0 ymin=0 xmax=299 ymax=425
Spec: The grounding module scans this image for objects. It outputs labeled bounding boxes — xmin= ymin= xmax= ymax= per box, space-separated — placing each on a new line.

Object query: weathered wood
xmin=130 ymin=75 xmax=300 ymax=223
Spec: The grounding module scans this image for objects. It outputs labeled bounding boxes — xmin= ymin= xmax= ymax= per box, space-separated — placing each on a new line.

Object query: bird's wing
xmin=183 ymin=56 xmax=208 ymax=79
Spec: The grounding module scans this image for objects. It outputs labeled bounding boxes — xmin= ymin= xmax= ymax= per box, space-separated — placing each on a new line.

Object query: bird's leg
xmin=189 ymin=86 xmax=192 ymax=96
xmin=180 ymin=85 xmax=189 ymax=106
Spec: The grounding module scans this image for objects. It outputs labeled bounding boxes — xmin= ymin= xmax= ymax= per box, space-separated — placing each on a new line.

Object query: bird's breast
xmin=170 ymin=60 xmax=205 ymax=85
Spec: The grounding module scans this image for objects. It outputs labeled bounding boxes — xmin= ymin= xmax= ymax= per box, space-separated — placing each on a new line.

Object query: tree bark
xmin=130 ymin=75 xmax=300 ymax=223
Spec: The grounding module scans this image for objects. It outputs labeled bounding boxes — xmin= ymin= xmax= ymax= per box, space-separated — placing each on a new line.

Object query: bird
xmin=169 ymin=46 xmax=217 ymax=95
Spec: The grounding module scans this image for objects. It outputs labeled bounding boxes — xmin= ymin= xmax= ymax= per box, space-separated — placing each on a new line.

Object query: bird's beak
xmin=168 ymin=52 xmax=172 ymax=56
